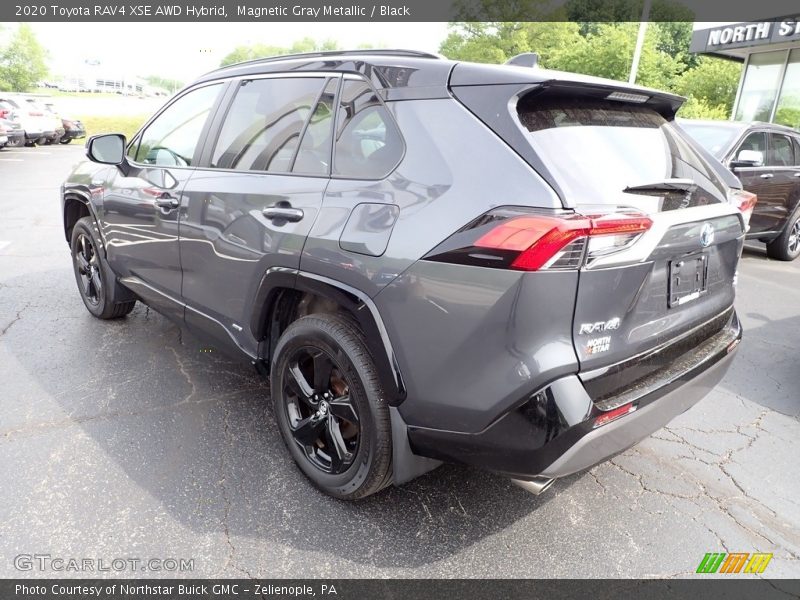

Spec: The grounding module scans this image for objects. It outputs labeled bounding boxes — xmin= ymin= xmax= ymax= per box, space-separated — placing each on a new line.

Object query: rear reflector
xmin=593 ymin=402 xmax=637 ymax=428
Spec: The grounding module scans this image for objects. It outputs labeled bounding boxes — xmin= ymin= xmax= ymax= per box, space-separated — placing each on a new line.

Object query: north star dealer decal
xmin=586 ymin=336 xmax=611 ymax=355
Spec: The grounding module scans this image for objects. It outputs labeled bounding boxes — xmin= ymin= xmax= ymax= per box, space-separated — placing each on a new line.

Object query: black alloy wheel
xmin=271 ymin=314 xmax=393 ymax=499
xmin=74 ymin=232 xmax=103 ymax=306
xmin=283 ymin=346 xmax=361 ymax=474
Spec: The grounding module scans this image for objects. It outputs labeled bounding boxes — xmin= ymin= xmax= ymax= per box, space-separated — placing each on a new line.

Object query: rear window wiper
xmin=623 ymin=178 xmax=697 ymax=196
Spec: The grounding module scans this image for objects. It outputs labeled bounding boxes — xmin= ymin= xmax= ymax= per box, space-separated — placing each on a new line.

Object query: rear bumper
xmin=63 ymin=127 xmax=86 ymax=141
xmin=407 ymin=310 xmax=741 ymax=481
xmin=540 ymin=335 xmax=736 ymax=478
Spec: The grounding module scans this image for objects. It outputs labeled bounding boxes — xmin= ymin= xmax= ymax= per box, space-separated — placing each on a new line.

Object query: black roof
xmin=192 ymin=48 xmax=684 ymax=111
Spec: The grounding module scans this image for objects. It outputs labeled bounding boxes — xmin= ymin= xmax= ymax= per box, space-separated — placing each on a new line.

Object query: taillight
xmin=425 ymin=208 xmax=651 ymax=272
xmin=729 ymin=189 xmax=757 ymax=231
xmin=29 ymin=111 xmax=44 ymax=117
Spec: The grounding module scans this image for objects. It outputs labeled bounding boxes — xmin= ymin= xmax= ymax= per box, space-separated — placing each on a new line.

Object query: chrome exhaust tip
xmin=511 ymin=476 xmax=556 ymax=496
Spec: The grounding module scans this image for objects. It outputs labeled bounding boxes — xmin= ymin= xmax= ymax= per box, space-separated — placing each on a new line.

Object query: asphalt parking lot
xmin=1 ymin=145 xmax=798 ymax=579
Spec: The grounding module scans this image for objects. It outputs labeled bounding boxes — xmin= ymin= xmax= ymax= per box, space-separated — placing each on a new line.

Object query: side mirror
xmin=86 ymin=133 xmax=126 ymax=166
xmin=730 ymin=149 xmax=764 ymax=170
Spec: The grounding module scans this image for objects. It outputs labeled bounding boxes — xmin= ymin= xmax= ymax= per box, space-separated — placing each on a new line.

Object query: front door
xmin=99 ymin=83 xmax=225 ymax=319
xmin=731 ymin=131 xmax=775 ymax=235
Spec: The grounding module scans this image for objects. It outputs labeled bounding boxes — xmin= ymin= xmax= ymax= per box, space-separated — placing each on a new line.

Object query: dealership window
xmin=735 ymin=51 xmax=786 ymax=122
xmin=774 ymin=49 xmax=800 ymax=129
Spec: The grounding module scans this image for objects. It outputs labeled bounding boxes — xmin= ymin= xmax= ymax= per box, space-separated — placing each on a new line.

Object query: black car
xmin=680 ymin=119 xmax=800 ymax=261
xmin=59 ymin=118 xmax=87 ymax=144
xmin=61 ymin=50 xmax=744 ymax=499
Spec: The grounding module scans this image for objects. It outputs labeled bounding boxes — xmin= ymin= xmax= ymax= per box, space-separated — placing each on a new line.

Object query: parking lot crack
xmin=0 ymin=302 xmax=29 ymax=336
xmin=217 ymin=401 xmax=255 ymax=579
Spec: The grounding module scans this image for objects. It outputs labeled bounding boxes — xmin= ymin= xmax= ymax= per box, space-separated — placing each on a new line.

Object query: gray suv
xmin=61 ymin=50 xmax=744 ymax=499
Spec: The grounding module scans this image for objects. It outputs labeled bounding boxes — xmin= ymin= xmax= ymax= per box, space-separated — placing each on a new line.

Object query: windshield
xmin=517 ymin=96 xmax=728 ymax=212
xmin=680 ymin=122 xmax=743 ymax=158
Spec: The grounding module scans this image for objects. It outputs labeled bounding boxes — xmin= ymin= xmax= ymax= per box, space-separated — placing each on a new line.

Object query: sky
xmin=27 ymin=22 xmax=451 ymax=84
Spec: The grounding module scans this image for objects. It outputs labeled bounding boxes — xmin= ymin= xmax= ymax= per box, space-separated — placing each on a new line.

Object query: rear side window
xmin=134 ymin=84 xmax=222 ymax=167
xmin=517 ymin=96 xmax=727 ymax=209
xmin=333 ymin=79 xmax=403 ymax=179
xmin=768 ymin=133 xmax=795 ymax=166
xmin=292 ymin=78 xmax=338 ymax=176
xmin=212 ymin=77 xmax=326 ymax=172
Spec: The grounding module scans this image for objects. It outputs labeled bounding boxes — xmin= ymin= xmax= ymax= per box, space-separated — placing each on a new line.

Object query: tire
xmin=36 ymin=137 xmax=47 ymax=145
xmin=70 ymin=216 xmax=136 ymax=319
xmin=766 ymin=207 xmax=800 ymax=261
xmin=60 ymin=137 xmax=72 ymax=144
xmin=271 ymin=313 xmax=393 ymax=500
xmin=8 ymin=137 xmax=23 ymax=148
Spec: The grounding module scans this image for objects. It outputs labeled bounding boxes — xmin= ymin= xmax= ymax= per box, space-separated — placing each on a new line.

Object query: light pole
xmin=628 ymin=0 xmax=652 ymax=85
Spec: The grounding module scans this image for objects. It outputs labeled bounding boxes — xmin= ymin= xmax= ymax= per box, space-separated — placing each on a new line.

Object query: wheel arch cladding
xmin=250 ymin=269 xmax=407 ymax=405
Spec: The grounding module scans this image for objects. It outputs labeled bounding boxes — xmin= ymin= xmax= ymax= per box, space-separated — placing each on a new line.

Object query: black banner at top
xmin=4 ymin=0 xmax=800 ymax=22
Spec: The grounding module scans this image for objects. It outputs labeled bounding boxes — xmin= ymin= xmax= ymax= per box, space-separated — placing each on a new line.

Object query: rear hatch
xmin=452 ymin=72 xmax=744 ymax=404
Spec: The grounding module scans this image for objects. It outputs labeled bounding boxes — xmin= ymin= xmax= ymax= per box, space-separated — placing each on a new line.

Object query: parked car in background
xmin=21 ymin=97 xmax=65 ymax=144
xmin=43 ymin=103 xmax=87 ymax=144
xmin=0 ymin=118 xmax=26 ymax=148
xmin=0 ymin=97 xmax=50 ymax=145
xmin=62 ymin=50 xmax=745 ymax=499
xmin=680 ymin=119 xmax=800 ymax=261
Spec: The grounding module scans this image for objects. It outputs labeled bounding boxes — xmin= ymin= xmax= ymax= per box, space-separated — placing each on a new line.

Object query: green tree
xmin=677 ymin=96 xmax=729 ymax=120
xmin=674 ymin=56 xmax=741 ymax=116
xmin=439 ymin=22 xmax=583 ymax=66
xmin=220 ymin=38 xmax=341 ymax=67
xmin=555 ymin=23 xmax=681 ymax=89
xmin=0 ymin=24 xmax=48 ymax=92
xmin=144 ymin=75 xmax=184 ymax=93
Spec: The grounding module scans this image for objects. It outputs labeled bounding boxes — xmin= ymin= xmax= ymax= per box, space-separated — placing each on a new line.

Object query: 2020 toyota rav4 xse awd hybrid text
xmin=61 ymin=50 xmax=745 ymax=499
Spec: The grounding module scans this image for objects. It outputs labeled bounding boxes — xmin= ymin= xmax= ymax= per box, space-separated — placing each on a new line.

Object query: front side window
xmin=333 ymin=79 xmax=403 ymax=179
xmin=211 ymin=77 xmax=326 ymax=172
xmin=736 ymin=131 xmax=767 ymax=163
xmin=134 ymin=83 xmax=222 ymax=167
xmin=768 ymin=133 xmax=795 ymax=167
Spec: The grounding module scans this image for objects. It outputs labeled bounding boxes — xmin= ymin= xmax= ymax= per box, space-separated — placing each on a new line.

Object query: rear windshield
xmin=679 ymin=122 xmax=742 ymax=158
xmin=517 ymin=96 xmax=727 ymax=210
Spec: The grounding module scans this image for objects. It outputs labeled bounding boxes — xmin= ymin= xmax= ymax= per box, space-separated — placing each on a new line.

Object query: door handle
xmin=759 ymin=173 xmax=774 ymax=179
xmin=262 ymin=204 xmax=304 ymax=222
xmin=154 ymin=194 xmax=180 ymax=210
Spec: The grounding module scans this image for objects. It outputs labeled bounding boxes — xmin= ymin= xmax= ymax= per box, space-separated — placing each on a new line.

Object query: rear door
xmin=179 ymin=75 xmax=338 ymax=355
xmin=764 ymin=132 xmax=800 ymax=233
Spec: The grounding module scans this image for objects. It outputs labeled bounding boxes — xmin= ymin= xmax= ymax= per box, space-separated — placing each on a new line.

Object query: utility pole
xmin=629 ymin=0 xmax=652 ymax=85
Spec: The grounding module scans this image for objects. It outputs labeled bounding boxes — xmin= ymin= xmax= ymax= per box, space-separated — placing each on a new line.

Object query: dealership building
xmin=691 ymin=18 xmax=800 ymax=128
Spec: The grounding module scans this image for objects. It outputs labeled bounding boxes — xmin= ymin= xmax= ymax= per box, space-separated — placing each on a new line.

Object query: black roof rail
xmin=212 ymin=48 xmax=443 ymax=72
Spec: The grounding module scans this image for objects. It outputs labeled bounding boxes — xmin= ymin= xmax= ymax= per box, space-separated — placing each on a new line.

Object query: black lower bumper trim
xmin=407 ymin=311 xmax=741 ymax=480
